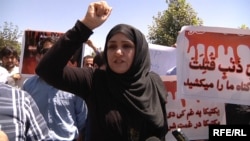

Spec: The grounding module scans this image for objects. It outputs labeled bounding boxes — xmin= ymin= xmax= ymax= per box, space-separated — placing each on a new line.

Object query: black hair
xmin=83 ymin=55 xmax=94 ymax=61
xmin=37 ymin=37 xmax=57 ymax=54
xmin=93 ymin=51 xmax=105 ymax=67
xmin=0 ymin=46 xmax=18 ymax=59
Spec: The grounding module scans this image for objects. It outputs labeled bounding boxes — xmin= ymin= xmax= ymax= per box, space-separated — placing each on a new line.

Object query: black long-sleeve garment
xmin=36 ymin=21 xmax=168 ymax=141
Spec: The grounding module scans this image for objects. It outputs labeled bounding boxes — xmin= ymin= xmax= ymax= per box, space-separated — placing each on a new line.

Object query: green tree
xmin=0 ymin=22 xmax=22 ymax=55
xmin=239 ymin=24 xmax=249 ymax=29
xmin=148 ymin=0 xmax=203 ymax=46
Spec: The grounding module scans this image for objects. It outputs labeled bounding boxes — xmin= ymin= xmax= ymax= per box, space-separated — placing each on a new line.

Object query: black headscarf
xmin=103 ymin=24 xmax=167 ymax=129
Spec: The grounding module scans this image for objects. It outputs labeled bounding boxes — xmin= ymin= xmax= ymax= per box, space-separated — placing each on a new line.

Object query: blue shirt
xmin=0 ymin=83 xmax=50 ymax=141
xmin=22 ymin=75 xmax=88 ymax=140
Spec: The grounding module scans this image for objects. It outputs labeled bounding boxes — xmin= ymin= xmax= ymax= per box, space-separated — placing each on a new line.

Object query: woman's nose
xmin=115 ymin=48 xmax=123 ymax=56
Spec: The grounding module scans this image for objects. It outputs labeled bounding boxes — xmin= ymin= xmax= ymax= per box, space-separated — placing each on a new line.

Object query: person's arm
xmin=86 ymin=39 xmax=100 ymax=54
xmin=35 ymin=1 xmax=112 ymax=95
xmin=36 ymin=21 xmax=94 ymax=95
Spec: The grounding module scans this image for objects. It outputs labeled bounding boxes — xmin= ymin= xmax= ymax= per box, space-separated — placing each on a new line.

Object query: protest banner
xmin=17 ymin=30 xmax=83 ymax=86
xmin=176 ymin=26 xmax=250 ymax=105
xmin=149 ymin=43 xmax=176 ymax=75
xmin=148 ymin=43 xmax=225 ymax=140
xmin=162 ymin=76 xmax=225 ymax=140
xmin=19 ymin=30 xmax=64 ymax=75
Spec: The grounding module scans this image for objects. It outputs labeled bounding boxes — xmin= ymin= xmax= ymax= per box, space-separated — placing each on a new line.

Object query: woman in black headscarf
xmin=36 ymin=1 xmax=168 ymax=141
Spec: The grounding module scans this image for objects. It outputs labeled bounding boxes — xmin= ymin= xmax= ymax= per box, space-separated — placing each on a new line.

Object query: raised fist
xmin=81 ymin=1 xmax=112 ymax=30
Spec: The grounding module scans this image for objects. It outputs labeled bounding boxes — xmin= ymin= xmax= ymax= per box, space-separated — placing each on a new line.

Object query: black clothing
xmin=36 ymin=21 xmax=168 ymax=141
xmin=226 ymin=103 xmax=250 ymax=125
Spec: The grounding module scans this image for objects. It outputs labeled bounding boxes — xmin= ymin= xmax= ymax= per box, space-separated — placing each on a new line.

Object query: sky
xmin=1 ymin=0 xmax=250 ymax=50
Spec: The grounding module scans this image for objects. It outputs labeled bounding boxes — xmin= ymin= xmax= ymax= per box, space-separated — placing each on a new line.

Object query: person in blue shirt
xmin=22 ymin=37 xmax=88 ymax=141
xmin=0 ymin=83 xmax=50 ymax=141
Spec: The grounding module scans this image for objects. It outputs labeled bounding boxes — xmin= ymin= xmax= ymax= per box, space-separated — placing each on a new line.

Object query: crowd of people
xmin=0 ymin=1 xmax=249 ymax=141
xmin=22 ymin=37 xmax=88 ymax=140
xmin=34 ymin=1 xmax=168 ymax=141
xmin=1 ymin=1 xmax=168 ymax=140
xmin=0 ymin=38 xmax=104 ymax=141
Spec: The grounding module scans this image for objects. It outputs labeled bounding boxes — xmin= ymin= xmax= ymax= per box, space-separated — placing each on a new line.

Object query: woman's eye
xmin=123 ymin=44 xmax=134 ymax=49
xmin=123 ymin=45 xmax=130 ymax=48
xmin=107 ymin=43 xmax=134 ymax=50
xmin=107 ymin=45 xmax=116 ymax=50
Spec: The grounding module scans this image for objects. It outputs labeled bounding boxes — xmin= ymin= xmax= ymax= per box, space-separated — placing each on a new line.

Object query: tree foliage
xmin=148 ymin=0 xmax=203 ymax=46
xmin=0 ymin=22 xmax=22 ymax=55
xmin=239 ymin=24 xmax=249 ymax=29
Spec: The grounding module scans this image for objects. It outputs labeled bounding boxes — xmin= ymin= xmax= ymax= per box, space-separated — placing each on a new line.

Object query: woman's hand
xmin=81 ymin=1 xmax=112 ymax=30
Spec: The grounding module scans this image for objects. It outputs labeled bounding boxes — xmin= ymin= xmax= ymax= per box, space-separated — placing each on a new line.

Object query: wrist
xmin=81 ymin=18 xmax=95 ymax=30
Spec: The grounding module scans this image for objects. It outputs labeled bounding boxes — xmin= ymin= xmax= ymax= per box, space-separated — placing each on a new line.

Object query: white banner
xmin=149 ymin=43 xmax=176 ymax=75
xmin=177 ymin=26 xmax=250 ymax=105
xmin=162 ymin=76 xmax=225 ymax=140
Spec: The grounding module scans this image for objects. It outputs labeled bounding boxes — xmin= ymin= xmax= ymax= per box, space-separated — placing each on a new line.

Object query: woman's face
xmin=107 ymin=33 xmax=135 ymax=74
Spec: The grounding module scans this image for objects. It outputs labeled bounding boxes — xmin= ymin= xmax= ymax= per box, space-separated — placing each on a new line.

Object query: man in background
xmin=0 ymin=83 xmax=50 ymax=141
xmin=82 ymin=55 xmax=94 ymax=68
xmin=0 ymin=46 xmax=21 ymax=87
xmin=82 ymin=39 xmax=101 ymax=68
xmin=22 ymin=37 xmax=88 ymax=140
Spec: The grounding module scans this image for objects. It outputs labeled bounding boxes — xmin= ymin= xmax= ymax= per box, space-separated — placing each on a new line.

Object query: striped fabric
xmin=0 ymin=83 xmax=49 ymax=141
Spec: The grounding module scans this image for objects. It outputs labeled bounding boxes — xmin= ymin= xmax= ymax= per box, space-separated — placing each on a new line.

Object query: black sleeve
xmin=36 ymin=20 xmax=94 ymax=98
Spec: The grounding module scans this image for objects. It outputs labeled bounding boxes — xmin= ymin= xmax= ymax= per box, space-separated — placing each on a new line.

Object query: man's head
xmin=0 ymin=46 xmax=18 ymax=71
xmin=38 ymin=37 xmax=56 ymax=56
xmin=83 ymin=55 xmax=94 ymax=68
xmin=93 ymin=52 xmax=106 ymax=70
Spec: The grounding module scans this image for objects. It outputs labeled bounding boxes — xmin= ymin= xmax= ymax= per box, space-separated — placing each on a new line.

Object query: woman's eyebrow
xmin=108 ymin=40 xmax=133 ymax=43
